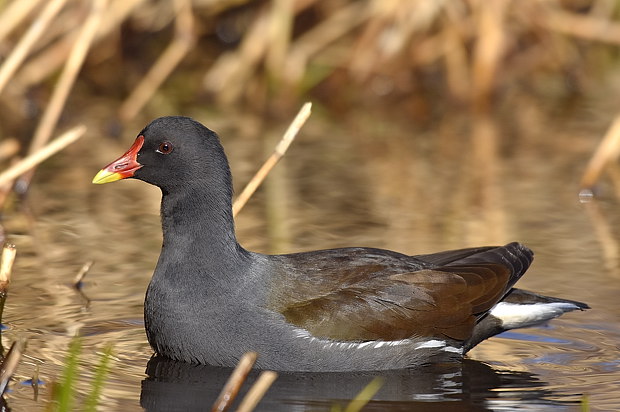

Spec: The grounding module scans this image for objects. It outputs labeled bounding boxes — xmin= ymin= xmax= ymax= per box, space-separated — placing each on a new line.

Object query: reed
xmin=0 ymin=125 xmax=86 ymax=188
xmin=73 ymin=261 xmax=95 ymax=289
xmin=26 ymin=0 xmax=105 ymax=157
xmin=118 ymin=0 xmax=195 ymax=122
xmin=235 ymin=371 xmax=278 ymax=412
xmin=0 ymin=0 xmax=616 ymax=115
xmin=0 ymin=341 xmax=26 ymax=395
xmin=0 ymin=243 xmax=16 ymax=337
xmin=233 ymin=102 xmax=311 ymax=217
xmin=580 ymin=115 xmax=620 ymax=191
xmin=211 ymin=352 xmax=258 ymax=412
xmin=0 ymin=0 xmax=67 ymax=94
xmin=0 ymin=0 xmax=617 ymax=211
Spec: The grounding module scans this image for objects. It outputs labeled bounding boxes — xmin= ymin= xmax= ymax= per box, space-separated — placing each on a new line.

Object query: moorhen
xmin=93 ymin=116 xmax=588 ymax=372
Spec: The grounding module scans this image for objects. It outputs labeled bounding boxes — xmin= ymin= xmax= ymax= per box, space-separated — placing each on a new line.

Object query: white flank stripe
xmin=443 ymin=346 xmax=463 ymax=354
xmin=291 ymin=327 xmax=413 ymax=350
xmin=415 ymin=339 xmax=446 ymax=350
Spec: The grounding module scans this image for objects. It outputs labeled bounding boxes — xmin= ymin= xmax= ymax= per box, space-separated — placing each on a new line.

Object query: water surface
xmin=1 ymin=105 xmax=618 ymax=411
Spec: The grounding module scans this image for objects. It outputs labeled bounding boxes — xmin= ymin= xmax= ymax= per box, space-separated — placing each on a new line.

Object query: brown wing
xmin=279 ymin=262 xmax=512 ymax=342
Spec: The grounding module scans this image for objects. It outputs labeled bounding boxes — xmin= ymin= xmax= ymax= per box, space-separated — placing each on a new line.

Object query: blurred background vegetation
xmin=0 ymin=0 xmax=619 ymax=139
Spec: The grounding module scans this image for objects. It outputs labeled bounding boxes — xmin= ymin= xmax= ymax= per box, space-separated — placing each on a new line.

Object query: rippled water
xmin=1 ymin=106 xmax=619 ymax=411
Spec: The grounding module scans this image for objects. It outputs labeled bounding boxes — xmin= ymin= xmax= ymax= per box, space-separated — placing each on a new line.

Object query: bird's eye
xmin=157 ymin=142 xmax=173 ymax=154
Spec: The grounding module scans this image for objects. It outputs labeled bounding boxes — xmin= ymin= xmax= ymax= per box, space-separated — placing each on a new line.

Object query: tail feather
xmin=444 ymin=242 xmax=533 ymax=290
xmin=490 ymin=288 xmax=589 ymax=329
xmin=418 ymin=242 xmax=586 ymax=353
xmin=465 ymin=288 xmax=589 ymax=352
xmin=419 ymin=242 xmax=533 ymax=282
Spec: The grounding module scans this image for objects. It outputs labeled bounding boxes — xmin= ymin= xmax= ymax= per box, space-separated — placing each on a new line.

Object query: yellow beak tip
xmin=92 ymin=169 xmax=121 ymax=184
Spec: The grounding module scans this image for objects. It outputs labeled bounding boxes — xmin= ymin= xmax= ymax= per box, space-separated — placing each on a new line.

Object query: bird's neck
xmin=159 ymin=183 xmax=247 ymax=266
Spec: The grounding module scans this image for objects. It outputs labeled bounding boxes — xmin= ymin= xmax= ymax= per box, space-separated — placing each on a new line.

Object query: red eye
xmin=157 ymin=142 xmax=173 ymax=154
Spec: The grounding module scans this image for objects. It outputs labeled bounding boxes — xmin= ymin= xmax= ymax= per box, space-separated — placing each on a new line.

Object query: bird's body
xmin=93 ymin=116 xmax=588 ymax=372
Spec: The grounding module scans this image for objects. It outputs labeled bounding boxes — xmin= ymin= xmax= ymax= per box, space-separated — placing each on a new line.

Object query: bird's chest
xmin=143 ymin=263 xmax=266 ymax=361
xmin=144 ymin=266 xmax=237 ymax=329
xmin=143 ymin=279 xmax=240 ymax=363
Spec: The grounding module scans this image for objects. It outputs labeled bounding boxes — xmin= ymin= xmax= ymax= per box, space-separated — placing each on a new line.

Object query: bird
xmin=92 ymin=116 xmax=588 ymax=372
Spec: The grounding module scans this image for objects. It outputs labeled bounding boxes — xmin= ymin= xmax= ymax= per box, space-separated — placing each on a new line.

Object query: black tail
xmin=444 ymin=242 xmax=533 ymax=289
xmin=420 ymin=242 xmax=534 ymax=292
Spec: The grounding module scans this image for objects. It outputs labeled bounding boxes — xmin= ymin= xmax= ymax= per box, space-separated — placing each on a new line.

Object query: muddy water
xmin=1 ymin=105 xmax=619 ymax=411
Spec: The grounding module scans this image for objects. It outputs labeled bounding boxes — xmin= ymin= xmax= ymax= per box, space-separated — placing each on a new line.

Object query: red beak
xmin=92 ymin=136 xmax=144 ymax=184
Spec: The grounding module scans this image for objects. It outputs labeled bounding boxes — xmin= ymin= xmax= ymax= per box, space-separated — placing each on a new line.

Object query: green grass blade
xmin=343 ymin=377 xmax=384 ymax=412
xmin=55 ymin=337 xmax=82 ymax=412
xmin=83 ymin=344 xmax=114 ymax=412
xmin=581 ymin=394 xmax=590 ymax=412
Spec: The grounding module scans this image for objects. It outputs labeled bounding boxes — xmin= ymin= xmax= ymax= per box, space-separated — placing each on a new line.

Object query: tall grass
xmin=0 ymin=0 xmax=617 ymax=113
xmin=51 ymin=337 xmax=114 ymax=412
xmin=0 ymin=1 xmax=616 ymax=151
xmin=0 ymin=0 xmax=619 ymax=218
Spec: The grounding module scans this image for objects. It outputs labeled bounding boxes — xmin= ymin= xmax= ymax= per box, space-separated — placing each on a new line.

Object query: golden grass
xmin=0 ymin=0 xmax=617 ymax=110
xmin=0 ymin=0 xmax=618 ymax=201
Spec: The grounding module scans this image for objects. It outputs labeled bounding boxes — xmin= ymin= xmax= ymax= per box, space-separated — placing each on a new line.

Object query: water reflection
xmin=141 ymin=357 xmax=572 ymax=412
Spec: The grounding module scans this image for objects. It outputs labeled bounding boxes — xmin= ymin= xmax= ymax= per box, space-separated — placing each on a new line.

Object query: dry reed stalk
xmin=351 ymin=1 xmax=440 ymax=80
xmin=0 ymin=0 xmax=43 ymax=43
xmin=0 ymin=159 xmax=18 ymax=210
xmin=31 ymin=363 xmax=41 ymax=400
xmin=348 ymin=2 xmax=389 ymax=80
xmin=232 ymin=102 xmax=312 ymax=217
xmin=441 ymin=2 xmax=471 ymax=101
xmin=0 ymin=139 xmax=19 ymax=162
xmin=583 ymin=200 xmax=619 ymax=273
xmin=285 ymin=1 xmax=368 ymax=83
xmin=204 ymin=0 xmax=316 ymax=104
xmin=73 ymin=261 xmax=95 ymax=289
xmin=18 ymin=0 xmax=147 ymax=87
xmin=118 ymin=0 xmax=195 ymax=122
xmin=467 ymin=116 xmax=506 ymax=245
xmin=605 ymin=162 xmax=620 ymax=201
xmin=26 ymin=0 xmax=107 ymax=158
xmin=471 ymin=0 xmax=508 ymax=111
xmin=411 ymin=33 xmax=448 ymax=65
xmin=16 ymin=33 xmax=77 ymax=88
xmin=0 ymin=125 xmax=86 ymax=187
xmin=409 ymin=4 xmax=469 ymax=66
xmin=211 ymin=352 xmax=258 ymax=412
xmin=204 ymin=8 xmax=271 ymax=105
xmin=441 ymin=26 xmax=470 ymax=100
xmin=580 ymin=115 xmax=620 ymax=190
xmin=0 ymin=0 xmax=68 ymax=94
xmin=0 ymin=340 xmax=26 ymax=394
xmin=235 ymin=371 xmax=278 ymax=412
xmin=0 ymin=244 xmax=16 ymax=333
xmin=265 ymin=0 xmax=294 ymax=80
xmin=97 ymin=0 xmax=148 ymax=37
xmin=541 ymin=8 xmax=620 ymax=45
xmin=0 ymin=243 xmax=16 ymax=292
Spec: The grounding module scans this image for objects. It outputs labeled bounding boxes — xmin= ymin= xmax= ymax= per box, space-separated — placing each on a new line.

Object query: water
xmin=1 ymin=107 xmax=619 ymax=411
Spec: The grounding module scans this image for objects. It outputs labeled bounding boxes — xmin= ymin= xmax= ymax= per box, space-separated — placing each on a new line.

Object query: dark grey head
xmin=93 ymin=116 xmax=232 ymax=195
